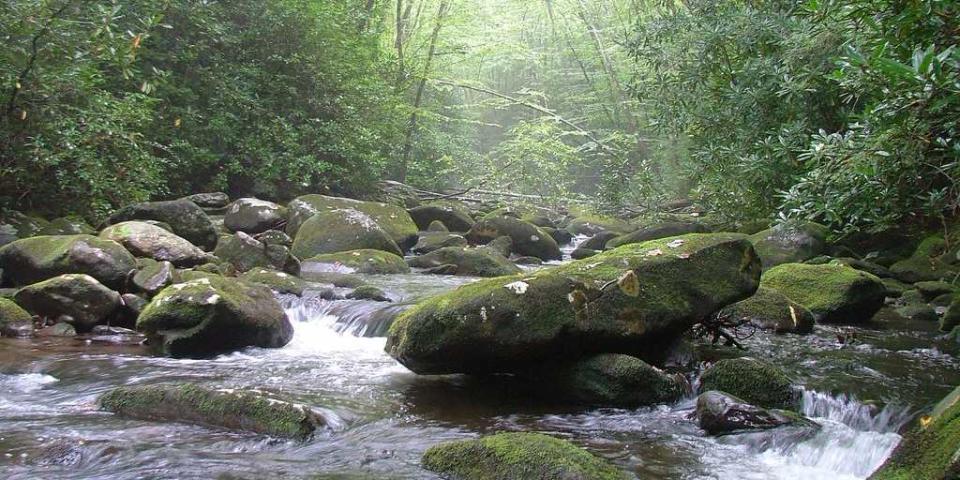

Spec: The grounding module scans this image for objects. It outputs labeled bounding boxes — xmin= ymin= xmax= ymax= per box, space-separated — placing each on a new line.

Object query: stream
xmin=2 ymin=248 xmax=959 ymax=479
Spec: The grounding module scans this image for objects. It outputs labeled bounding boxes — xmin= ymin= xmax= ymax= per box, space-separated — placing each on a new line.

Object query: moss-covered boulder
xmin=132 ymin=259 xmax=179 ymax=296
xmin=408 ymin=203 xmax=475 ymax=233
xmin=0 ymin=297 xmax=33 ymax=337
xmin=748 ymin=222 xmax=829 ymax=269
xmin=870 ymin=384 xmax=960 ymax=479
xmin=347 ymin=285 xmax=391 ymax=302
xmin=387 ymin=233 xmax=761 ymax=374
xmin=101 ymin=221 xmax=210 ymax=267
xmin=214 ymin=232 xmax=299 ymax=274
xmin=579 ymin=231 xmax=619 ymax=251
xmin=896 ymin=303 xmax=939 ymax=323
xmin=291 ymin=208 xmax=403 ymax=259
xmin=411 ymin=232 xmax=468 ymax=255
xmin=298 ymin=271 xmax=365 ymax=288
xmin=466 ymin=216 xmax=561 ymax=261
xmin=421 ymin=432 xmax=629 ymax=480
xmin=534 ymin=353 xmax=684 ymax=407
xmin=0 ymin=235 xmax=135 ymax=290
xmin=606 ymin=222 xmax=711 ymax=250
xmin=696 ymin=390 xmax=819 ymax=436
xmin=182 ymin=192 xmax=230 ymax=209
xmin=407 ymin=246 xmax=521 ymax=277
xmin=254 ymin=229 xmax=293 ymax=247
xmin=224 ymin=198 xmax=287 ymax=234
xmin=14 ymin=274 xmax=121 ymax=332
xmin=761 ymin=263 xmax=886 ymax=324
xmin=565 ymin=215 xmax=635 ymax=236
xmin=286 ymin=194 xmax=418 ymax=250
xmin=940 ymin=297 xmax=960 ymax=332
xmin=240 ymin=268 xmax=306 ymax=295
xmin=570 ymin=247 xmax=600 ymax=260
xmin=37 ymin=217 xmax=96 ymax=236
xmin=109 ymin=199 xmax=218 ymax=251
xmin=890 ymin=235 xmax=957 ymax=283
xmin=698 ymin=357 xmax=797 ymax=409
xmin=545 ymin=226 xmax=574 ymax=246
xmin=303 ymin=249 xmax=409 ymax=275
xmin=720 ymin=286 xmax=815 ymax=334
xmin=99 ymin=384 xmax=327 ymax=440
xmin=137 ymin=276 xmax=293 ymax=357
xmin=1 ymin=210 xmax=48 ymax=238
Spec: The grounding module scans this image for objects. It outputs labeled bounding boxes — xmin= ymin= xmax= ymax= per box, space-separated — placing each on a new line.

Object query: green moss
xmin=870 ymin=385 xmax=960 ymax=479
xmin=0 ymin=234 xmax=136 ymax=289
xmin=761 ymin=263 xmax=886 ymax=324
xmin=347 ymin=285 xmax=390 ymax=302
xmin=721 ymin=286 xmax=815 ymax=334
xmin=241 ymin=268 xmax=306 ymax=295
xmin=407 ymin=246 xmax=520 ymax=277
xmin=0 ymin=297 xmax=32 ymax=332
xmin=99 ymin=383 xmax=325 ymax=439
xmin=698 ymin=357 xmax=797 ymax=409
xmin=305 ymin=249 xmax=409 ymax=274
xmin=421 ymin=432 xmax=630 ymax=480
xmin=890 ymin=235 xmax=957 ymax=283
xmin=565 ymin=214 xmax=635 ymax=236
xmin=543 ymin=353 xmax=684 ymax=407
xmin=287 ymin=194 xmax=418 ymax=248
xmin=291 ymin=209 xmax=402 ymax=258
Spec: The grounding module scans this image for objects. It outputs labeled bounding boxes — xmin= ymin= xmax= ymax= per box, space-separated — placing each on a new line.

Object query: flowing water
xmin=1 ymin=266 xmax=959 ymax=479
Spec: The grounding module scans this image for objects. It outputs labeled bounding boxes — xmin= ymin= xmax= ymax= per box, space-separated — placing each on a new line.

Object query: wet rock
xmin=291 ymin=208 xmax=402 ymax=258
xmin=531 ymin=353 xmax=684 ymax=407
xmin=747 ymin=222 xmax=829 ymax=269
xmin=544 ymin=226 xmax=573 ymax=246
xmin=0 ymin=297 xmax=34 ymax=337
xmin=182 ymin=192 xmax=230 ymax=209
xmin=387 ymin=233 xmax=761 ymax=375
xmin=254 ymin=229 xmax=292 ymax=247
xmin=137 ymin=276 xmax=293 ymax=357
xmin=411 ymin=232 xmax=468 ymax=255
xmin=14 ymin=274 xmax=121 ymax=332
xmin=895 ymin=303 xmax=938 ymax=322
xmin=720 ymin=287 xmax=815 ymax=334
xmin=427 ymin=220 xmax=449 ymax=232
xmin=37 ymin=217 xmax=96 ymax=236
xmin=240 ymin=268 xmax=306 ymax=295
xmin=286 ymin=194 xmax=418 ymax=250
xmin=37 ymin=322 xmax=76 ymax=337
xmin=0 ymin=235 xmax=136 ymax=290
xmin=224 ymin=198 xmax=287 ymax=234
xmin=570 ymin=247 xmax=600 ymax=260
xmin=890 ymin=235 xmax=957 ymax=283
xmin=99 ymin=384 xmax=328 ymax=439
xmin=304 ymin=249 xmax=410 ymax=274
xmin=407 ymin=203 xmax=475 ymax=233
xmin=580 ymin=231 xmax=619 ymax=251
xmin=606 ymin=222 xmax=711 ymax=250
xmin=121 ymin=293 xmax=148 ymax=319
xmin=132 ymin=259 xmax=179 ymax=296
xmin=1 ymin=210 xmax=49 ymax=238
xmin=214 ymin=232 xmax=299 ymax=274
xmin=761 ymin=263 xmax=886 ymax=324
xmin=422 ymin=432 xmax=629 ymax=480
xmin=108 ymin=199 xmax=218 ymax=251
xmin=406 ymin=246 xmax=521 ymax=277
xmin=696 ymin=391 xmax=818 ymax=436
xmin=513 ymin=256 xmax=542 ymax=265
xmin=101 ymin=221 xmax=210 ymax=267
xmin=698 ymin=357 xmax=797 ymax=409
xmin=347 ymin=285 xmax=391 ymax=302
xmin=940 ymin=297 xmax=960 ymax=332
xmin=466 ymin=216 xmax=561 ymax=261
xmin=565 ymin=215 xmax=634 ymax=236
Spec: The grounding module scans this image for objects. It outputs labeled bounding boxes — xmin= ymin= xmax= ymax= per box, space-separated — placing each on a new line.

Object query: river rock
xmin=895 ymin=303 xmax=938 ymax=323
xmin=889 ymin=235 xmax=957 ymax=283
xmin=37 ymin=217 xmax=96 ymax=236
xmin=101 ymin=221 xmax=210 ymax=267
xmin=254 ymin=229 xmax=292 ymax=247
xmin=214 ymin=232 xmax=299 ymax=274
xmin=291 ymin=208 xmax=403 ymax=258
xmin=286 ymin=194 xmax=418 ymax=250
xmin=698 ymin=357 xmax=797 ymax=409
xmin=132 ymin=259 xmax=179 ymax=296
xmin=99 ymin=384 xmax=327 ymax=439
xmin=580 ymin=231 xmax=620 ymax=251
xmin=427 ymin=220 xmax=449 ymax=232
xmin=14 ymin=274 xmax=121 ymax=332
xmin=544 ymin=226 xmax=574 ymax=246
xmin=408 ymin=203 xmax=475 ymax=232
xmin=940 ymin=297 xmax=960 ymax=332
xmin=606 ymin=222 xmax=710 ymax=250
xmin=406 ymin=246 xmax=521 ymax=277
xmin=466 ymin=216 xmax=561 ymax=261
xmin=747 ymin=222 xmax=829 ymax=269
xmin=0 ymin=297 xmax=34 ymax=337
xmin=761 ymin=263 xmax=886 ymax=324
xmin=565 ymin=215 xmax=634 ymax=236
xmin=411 ymin=232 xmax=468 ymax=255
xmin=303 ymin=249 xmax=410 ymax=274
xmin=240 ymin=268 xmax=306 ymax=296
xmin=696 ymin=390 xmax=818 ymax=436
xmin=720 ymin=286 xmax=815 ymax=334
xmin=422 ymin=432 xmax=629 ymax=480
xmin=137 ymin=276 xmax=294 ymax=357
xmin=533 ymin=353 xmax=684 ymax=407
xmin=224 ymin=198 xmax=287 ymax=234
xmin=570 ymin=247 xmax=600 ymax=260
xmin=347 ymin=285 xmax=391 ymax=302
xmin=182 ymin=192 xmax=230 ymax=209
xmin=108 ymin=199 xmax=218 ymax=251
xmin=0 ymin=235 xmax=136 ymax=290
xmin=387 ymin=233 xmax=761 ymax=374
xmin=830 ymin=257 xmax=894 ymax=279
xmin=1 ymin=211 xmax=48 ymax=238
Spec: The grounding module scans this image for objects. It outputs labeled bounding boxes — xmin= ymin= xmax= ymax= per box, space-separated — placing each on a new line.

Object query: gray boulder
xmin=108 ymin=199 xmax=218 ymax=251
xmin=100 ymin=221 xmax=209 ymax=267
xmin=14 ymin=274 xmax=121 ymax=332
xmin=224 ymin=198 xmax=287 ymax=234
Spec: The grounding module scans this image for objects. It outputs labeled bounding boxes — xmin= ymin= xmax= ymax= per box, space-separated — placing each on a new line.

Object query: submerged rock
xmin=466 ymin=216 xmax=561 ymax=261
xmin=748 ymin=222 xmax=828 ymax=269
xmin=387 ymin=233 xmax=761 ymax=375
xmin=108 ymin=199 xmax=218 ymax=251
xmin=534 ymin=353 xmax=684 ymax=407
xmin=101 ymin=221 xmax=210 ymax=267
xmin=304 ymin=249 xmax=410 ymax=274
xmin=698 ymin=357 xmax=797 ymax=409
xmin=761 ymin=263 xmax=886 ymax=324
xmin=606 ymin=221 xmax=710 ymax=250
xmin=0 ymin=235 xmax=136 ymax=290
xmin=99 ymin=384 xmax=328 ymax=439
xmin=720 ymin=286 xmax=815 ymax=334
xmin=291 ymin=208 xmax=402 ymax=258
xmin=224 ymin=198 xmax=287 ymax=234
xmin=696 ymin=390 xmax=818 ymax=436
xmin=406 ymin=246 xmax=521 ymax=277
xmin=286 ymin=194 xmax=418 ymax=250
xmin=137 ymin=276 xmax=293 ymax=357
xmin=408 ymin=203 xmax=475 ymax=232
xmin=14 ymin=274 xmax=121 ymax=332
xmin=421 ymin=432 xmax=629 ymax=480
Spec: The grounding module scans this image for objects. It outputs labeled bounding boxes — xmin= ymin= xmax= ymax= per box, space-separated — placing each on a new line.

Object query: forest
xmin=1 ymin=1 xmax=959 ymax=479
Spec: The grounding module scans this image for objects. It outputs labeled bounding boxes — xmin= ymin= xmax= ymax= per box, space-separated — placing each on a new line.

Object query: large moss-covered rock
xmin=408 ymin=203 xmax=475 ymax=233
xmin=99 ymin=384 xmax=327 ymax=439
xmin=870 ymin=385 xmax=960 ymax=480
xmin=0 ymin=297 xmax=33 ymax=337
xmin=698 ymin=357 xmax=796 ymax=409
xmin=406 ymin=246 xmax=521 ymax=277
xmin=720 ymin=286 xmax=815 ymax=334
xmin=941 ymin=297 xmax=960 ymax=332
xmin=761 ymin=263 xmax=886 ymax=324
xmin=224 ymin=198 xmax=287 ymax=234
xmin=1 ymin=210 xmax=48 ymax=238
xmin=182 ymin=192 xmax=230 ymax=209
xmin=132 ymin=259 xmax=179 ymax=296
xmin=580 ymin=231 xmax=620 ymax=251
xmin=291 ymin=208 xmax=402 ymax=258
xmin=748 ymin=222 xmax=829 ymax=269
xmin=137 ymin=276 xmax=293 ymax=357
xmin=37 ymin=217 xmax=96 ymax=236
xmin=422 ymin=432 xmax=629 ymax=480
xmin=606 ymin=222 xmax=710 ymax=250
xmin=286 ymin=194 xmax=418 ymax=250
xmin=466 ymin=216 xmax=561 ymax=261
xmin=566 ymin=215 xmax=634 ymax=236
xmin=14 ymin=274 xmax=121 ymax=332
xmin=536 ymin=353 xmax=684 ymax=407
xmin=696 ymin=391 xmax=818 ymax=436
xmin=240 ymin=268 xmax=306 ymax=295
xmin=101 ymin=221 xmax=209 ymax=267
xmin=890 ymin=235 xmax=957 ymax=283
xmin=109 ymin=199 xmax=218 ymax=251
xmin=411 ymin=232 xmax=468 ymax=255
xmin=387 ymin=233 xmax=761 ymax=374
xmin=0 ymin=235 xmax=136 ymax=289
xmin=304 ymin=249 xmax=410 ymax=274
xmin=214 ymin=232 xmax=299 ymax=274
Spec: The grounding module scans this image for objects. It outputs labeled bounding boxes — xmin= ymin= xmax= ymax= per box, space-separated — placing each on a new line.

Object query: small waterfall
xmin=800 ymin=390 xmax=913 ymax=433
xmin=279 ymin=292 xmax=409 ymax=337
